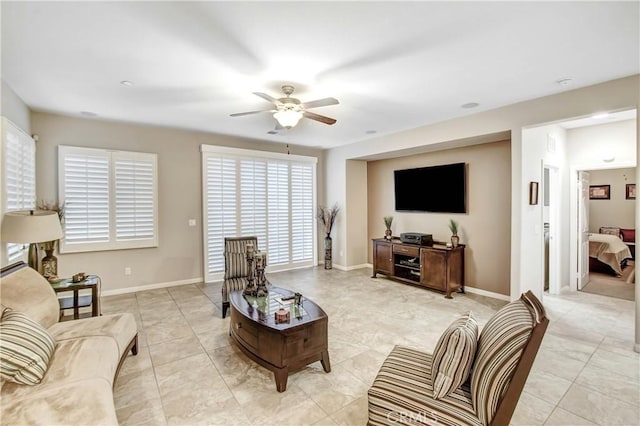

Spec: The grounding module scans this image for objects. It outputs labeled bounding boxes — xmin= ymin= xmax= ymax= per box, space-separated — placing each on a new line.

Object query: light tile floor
xmin=105 ymin=267 xmax=640 ymax=425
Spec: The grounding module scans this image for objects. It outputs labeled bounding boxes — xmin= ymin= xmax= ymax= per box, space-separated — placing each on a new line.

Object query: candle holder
xmin=255 ymin=251 xmax=268 ymax=298
xmin=243 ymin=243 xmax=257 ymax=296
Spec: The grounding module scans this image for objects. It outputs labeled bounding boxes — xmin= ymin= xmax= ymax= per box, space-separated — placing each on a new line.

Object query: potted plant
xmin=449 ymin=219 xmax=459 ymax=248
xmin=383 ymin=216 xmax=393 ymax=240
xmin=318 ymin=204 xmax=339 ymax=269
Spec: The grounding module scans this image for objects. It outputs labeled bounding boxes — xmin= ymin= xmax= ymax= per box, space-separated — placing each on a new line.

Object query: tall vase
xmin=451 ymin=235 xmax=460 ymax=248
xmin=324 ymin=233 xmax=332 ymax=270
xmin=41 ymin=249 xmax=58 ymax=279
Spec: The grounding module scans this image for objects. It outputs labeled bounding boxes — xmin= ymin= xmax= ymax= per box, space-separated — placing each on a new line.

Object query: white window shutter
xmin=2 ymin=119 xmax=36 ymax=262
xmin=201 ymin=145 xmax=317 ymax=280
xmin=205 ymin=156 xmax=237 ymax=274
xmin=58 ymin=146 xmax=158 ymax=252
xmin=61 ymin=149 xmax=110 ymax=244
xmin=114 ymin=154 xmax=156 ymax=241
xmin=291 ymin=163 xmax=314 ymax=262
xmin=267 ymin=161 xmax=290 ymax=265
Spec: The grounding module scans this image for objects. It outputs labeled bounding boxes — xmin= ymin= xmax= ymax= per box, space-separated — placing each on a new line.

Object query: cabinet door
xmin=374 ymin=241 xmax=393 ymax=275
xmin=420 ymin=249 xmax=447 ymax=290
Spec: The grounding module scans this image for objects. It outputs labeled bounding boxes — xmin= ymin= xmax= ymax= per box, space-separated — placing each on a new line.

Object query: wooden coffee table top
xmin=229 ymin=286 xmax=327 ymax=331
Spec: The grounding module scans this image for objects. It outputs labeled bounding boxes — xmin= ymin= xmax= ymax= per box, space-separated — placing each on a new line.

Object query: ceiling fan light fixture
xmin=274 ymin=109 xmax=303 ymax=128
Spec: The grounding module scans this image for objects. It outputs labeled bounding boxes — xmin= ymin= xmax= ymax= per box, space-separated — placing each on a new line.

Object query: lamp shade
xmin=1 ymin=210 xmax=63 ymax=244
xmin=274 ymin=110 xmax=303 ymax=128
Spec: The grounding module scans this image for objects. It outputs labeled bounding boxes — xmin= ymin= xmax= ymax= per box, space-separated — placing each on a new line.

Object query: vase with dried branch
xmin=37 ymin=201 xmax=64 ymax=279
xmin=317 ymin=204 xmax=339 ymax=270
xmin=383 ymin=216 xmax=393 ymax=240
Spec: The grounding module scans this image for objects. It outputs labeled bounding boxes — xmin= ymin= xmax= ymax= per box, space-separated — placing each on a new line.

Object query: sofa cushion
xmin=471 ymin=293 xmax=537 ymax=425
xmin=48 ymin=312 xmax=137 ymax=357
xmin=0 ymin=265 xmax=60 ymax=329
xmin=621 ymin=228 xmax=635 ymax=243
xmin=1 ymin=336 xmax=119 ymax=400
xmin=431 ymin=312 xmax=478 ymax=399
xmin=0 ymin=309 xmax=56 ymax=385
xmin=1 ymin=378 xmax=119 ymax=425
xmin=368 ymin=346 xmax=480 ymax=426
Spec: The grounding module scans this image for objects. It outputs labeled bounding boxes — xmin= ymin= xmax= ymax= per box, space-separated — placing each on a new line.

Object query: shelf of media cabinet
xmin=372 ymin=238 xmax=465 ymax=299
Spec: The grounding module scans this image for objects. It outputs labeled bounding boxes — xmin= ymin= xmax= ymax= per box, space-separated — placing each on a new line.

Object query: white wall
xmin=1 ymin=80 xmax=30 ymax=133
xmin=324 ymin=75 xmax=639 ymax=301
xmin=587 ymin=167 xmax=636 ymax=232
xmin=521 ymin=124 xmax=568 ymax=296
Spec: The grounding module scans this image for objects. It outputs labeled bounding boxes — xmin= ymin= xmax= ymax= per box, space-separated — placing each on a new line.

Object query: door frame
xmin=569 ymin=161 xmax=635 ymax=290
xmin=542 ymin=162 xmax=561 ymax=294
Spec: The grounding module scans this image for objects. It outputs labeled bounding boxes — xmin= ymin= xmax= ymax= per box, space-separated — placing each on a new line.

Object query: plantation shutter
xmin=205 ymin=156 xmax=237 ymax=274
xmin=58 ymin=146 xmax=158 ymax=252
xmin=267 ymin=161 xmax=290 ymax=265
xmin=291 ymin=163 xmax=314 ymax=262
xmin=114 ymin=153 xmax=156 ymax=241
xmin=240 ymin=159 xmax=267 ymax=247
xmin=60 ymin=147 xmax=110 ymax=244
xmin=201 ymin=145 xmax=316 ymax=282
xmin=2 ymin=118 xmax=36 ymax=262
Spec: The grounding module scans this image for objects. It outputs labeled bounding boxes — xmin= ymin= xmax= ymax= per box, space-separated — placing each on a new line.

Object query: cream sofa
xmin=1 ymin=261 xmax=138 ymax=425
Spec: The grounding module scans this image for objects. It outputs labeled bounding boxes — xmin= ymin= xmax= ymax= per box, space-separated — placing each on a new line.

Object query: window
xmin=1 ymin=118 xmax=36 ymax=264
xmin=202 ymin=145 xmax=316 ymax=282
xmin=58 ymin=146 xmax=158 ymax=253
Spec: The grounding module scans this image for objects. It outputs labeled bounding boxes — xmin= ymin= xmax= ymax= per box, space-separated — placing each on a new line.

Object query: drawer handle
xmin=236 ymin=323 xmax=242 ymax=329
xmin=400 ymin=248 xmax=408 ymax=252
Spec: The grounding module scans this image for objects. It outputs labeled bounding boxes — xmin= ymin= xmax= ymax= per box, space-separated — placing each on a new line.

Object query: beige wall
xmin=31 ymin=112 xmax=324 ymax=292
xmin=588 ymin=167 xmax=636 ymax=232
xmin=367 ymin=140 xmax=511 ymax=295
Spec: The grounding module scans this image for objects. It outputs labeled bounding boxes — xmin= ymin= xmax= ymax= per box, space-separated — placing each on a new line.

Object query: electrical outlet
xmin=124 ymin=267 xmax=131 ymax=276
xmin=188 ymin=219 xmax=196 ymax=227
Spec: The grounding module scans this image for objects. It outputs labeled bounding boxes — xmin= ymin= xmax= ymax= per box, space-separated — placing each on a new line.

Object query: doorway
xmin=542 ymin=164 xmax=561 ymax=294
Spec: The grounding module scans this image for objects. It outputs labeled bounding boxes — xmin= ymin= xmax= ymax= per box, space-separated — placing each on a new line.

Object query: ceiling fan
xmin=231 ymin=85 xmax=339 ymax=131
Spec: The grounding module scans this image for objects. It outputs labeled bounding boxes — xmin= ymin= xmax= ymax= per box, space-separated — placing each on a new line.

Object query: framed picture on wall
xmin=529 ymin=181 xmax=539 ymax=205
xmin=626 ymin=184 xmax=636 ymax=200
xmin=589 ymin=184 xmax=610 ymax=200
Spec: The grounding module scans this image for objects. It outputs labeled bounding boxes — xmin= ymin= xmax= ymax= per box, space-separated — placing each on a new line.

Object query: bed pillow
xmin=431 ymin=311 xmax=478 ymax=399
xmin=620 ymin=228 xmax=635 ymax=243
xmin=0 ymin=308 xmax=56 ymax=385
xmin=600 ymin=227 xmax=622 ymax=239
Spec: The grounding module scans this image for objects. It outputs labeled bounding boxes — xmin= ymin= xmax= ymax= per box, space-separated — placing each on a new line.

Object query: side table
xmin=49 ymin=275 xmax=101 ymax=320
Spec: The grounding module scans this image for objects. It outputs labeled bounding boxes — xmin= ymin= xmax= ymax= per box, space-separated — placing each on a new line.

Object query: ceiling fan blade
xmin=303 ymin=111 xmax=337 ymax=125
xmin=230 ymin=110 xmax=271 ymax=117
xmin=301 ymin=97 xmax=339 ymax=109
xmin=253 ymin=92 xmax=277 ymax=103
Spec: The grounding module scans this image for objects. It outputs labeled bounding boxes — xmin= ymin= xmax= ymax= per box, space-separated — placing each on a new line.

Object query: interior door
xmin=577 ymin=171 xmax=590 ymax=289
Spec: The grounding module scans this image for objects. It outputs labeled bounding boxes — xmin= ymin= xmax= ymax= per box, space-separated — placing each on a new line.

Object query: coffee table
xmin=228 ymin=286 xmax=331 ymax=392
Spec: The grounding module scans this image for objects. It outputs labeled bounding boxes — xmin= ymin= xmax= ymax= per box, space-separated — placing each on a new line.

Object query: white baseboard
xmin=464 ymin=286 xmax=510 ymax=301
xmin=101 ymin=277 xmax=204 ymax=297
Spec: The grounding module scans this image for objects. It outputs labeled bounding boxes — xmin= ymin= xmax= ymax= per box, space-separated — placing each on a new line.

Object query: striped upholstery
xmin=470 ymin=293 xmax=538 ymax=425
xmin=368 ymin=346 xmax=481 ymax=426
xmin=431 ymin=311 xmax=478 ymax=399
xmin=222 ymin=237 xmax=258 ymax=305
xmin=0 ymin=308 xmax=56 ymax=385
xmin=221 ymin=277 xmax=250 ymax=300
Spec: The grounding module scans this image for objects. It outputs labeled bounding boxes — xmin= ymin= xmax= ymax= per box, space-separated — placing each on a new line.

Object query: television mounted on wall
xmin=394 ymin=162 xmax=467 ymax=213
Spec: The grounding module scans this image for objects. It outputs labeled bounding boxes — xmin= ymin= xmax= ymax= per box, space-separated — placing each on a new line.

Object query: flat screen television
xmin=394 ymin=163 xmax=467 ymax=213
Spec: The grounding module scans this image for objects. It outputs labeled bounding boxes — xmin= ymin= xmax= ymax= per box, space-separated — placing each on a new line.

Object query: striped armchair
xmin=221 ymin=236 xmax=258 ymax=318
xmin=368 ymin=291 xmax=548 ymax=426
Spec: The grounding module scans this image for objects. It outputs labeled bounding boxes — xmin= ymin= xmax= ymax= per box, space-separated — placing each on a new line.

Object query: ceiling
xmin=2 ymin=2 xmax=638 ymax=149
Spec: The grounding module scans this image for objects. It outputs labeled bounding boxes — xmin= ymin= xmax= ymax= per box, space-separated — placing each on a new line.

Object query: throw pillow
xmin=431 ymin=311 xmax=478 ymax=399
xmin=0 ymin=308 xmax=56 ymax=385
xmin=620 ymin=228 xmax=635 ymax=243
xmin=600 ymin=227 xmax=622 ymax=239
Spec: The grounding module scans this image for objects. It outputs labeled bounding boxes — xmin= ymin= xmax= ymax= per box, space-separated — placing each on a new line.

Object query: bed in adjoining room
xmin=589 ymin=233 xmax=633 ymax=276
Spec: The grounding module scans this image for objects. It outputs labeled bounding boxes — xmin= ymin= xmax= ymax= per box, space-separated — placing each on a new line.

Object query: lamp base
xmin=28 ymin=243 xmax=39 ymax=271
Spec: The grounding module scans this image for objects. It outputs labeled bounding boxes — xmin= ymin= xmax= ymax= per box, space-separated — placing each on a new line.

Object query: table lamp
xmin=1 ymin=210 xmax=64 ymax=271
